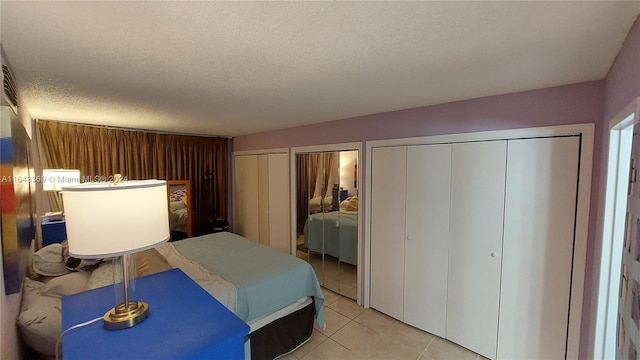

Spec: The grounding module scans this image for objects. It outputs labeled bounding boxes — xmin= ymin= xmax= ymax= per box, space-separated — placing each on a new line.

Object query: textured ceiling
xmin=1 ymin=1 xmax=639 ymax=137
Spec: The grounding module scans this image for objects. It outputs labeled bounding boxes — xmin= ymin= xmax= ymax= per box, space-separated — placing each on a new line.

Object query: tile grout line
xmin=418 ymin=335 xmax=437 ymax=359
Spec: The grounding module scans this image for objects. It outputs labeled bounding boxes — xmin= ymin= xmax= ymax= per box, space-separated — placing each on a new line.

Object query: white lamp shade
xmin=42 ymin=169 xmax=81 ymax=191
xmin=62 ymin=180 xmax=170 ymax=258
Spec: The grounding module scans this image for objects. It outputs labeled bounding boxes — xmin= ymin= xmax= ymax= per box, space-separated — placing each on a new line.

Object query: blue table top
xmin=62 ymin=268 xmax=249 ymax=360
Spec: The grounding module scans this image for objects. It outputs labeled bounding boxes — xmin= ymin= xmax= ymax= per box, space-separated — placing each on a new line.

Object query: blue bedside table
xmin=62 ymin=268 xmax=249 ymax=360
xmin=41 ymin=218 xmax=67 ymax=246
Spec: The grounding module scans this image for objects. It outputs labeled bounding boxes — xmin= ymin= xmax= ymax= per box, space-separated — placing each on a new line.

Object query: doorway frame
xmin=290 ymin=142 xmax=363 ymax=305
xmin=594 ymin=97 xmax=640 ymax=359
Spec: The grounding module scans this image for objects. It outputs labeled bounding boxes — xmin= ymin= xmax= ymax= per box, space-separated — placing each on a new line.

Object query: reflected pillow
xmin=170 ymin=200 xmax=186 ymax=211
xmin=323 ymin=196 xmax=333 ymax=211
xmin=340 ymin=197 xmax=350 ymax=210
xmin=309 ymin=196 xmax=322 ymax=213
xmin=346 ymin=196 xmax=358 ymax=211
xmin=309 ymin=196 xmax=334 ymax=213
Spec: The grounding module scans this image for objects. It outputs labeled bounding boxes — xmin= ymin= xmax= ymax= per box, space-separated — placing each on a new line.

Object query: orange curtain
xmin=37 ymin=120 xmax=150 ymax=181
xmin=148 ymin=133 xmax=229 ymax=234
xmin=37 ymin=120 xmax=229 ymax=235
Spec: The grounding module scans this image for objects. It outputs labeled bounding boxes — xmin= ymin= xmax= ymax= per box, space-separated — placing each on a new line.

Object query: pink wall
xmin=235 ymin=80 xmax=606 ymax=357
xmin=605 ymin=18 xmax=640 ymax=121
xmin=234 ymin=81 xmax=604 ymax=151
xmin=586 ymin=16 xmax=640 ymax=360
xmin=234 ymin=18 xmax=640 ymax=358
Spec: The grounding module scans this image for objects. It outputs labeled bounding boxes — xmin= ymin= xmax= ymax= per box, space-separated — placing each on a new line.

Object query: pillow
xmin=41 ymin=270 xmax=91 ymax=297
xmin=134 ymin=248 xmax=172 ymax=277
xmin=32 ymin=244 xmax=69 ymax=277
xmin=85 ymin=262 xmax=115 ymax=291
xmin=346 ymin=196 xmax=358 ymax=211
xmin=18 ymin=278 xmax=61 ymax=357
xmin=21 ymin=277 xmax=45 ymax=312
xmin=61 ymin=240 xmax=103 ymax=271
xmin=17 ymin=293 xmax=61 ymax=357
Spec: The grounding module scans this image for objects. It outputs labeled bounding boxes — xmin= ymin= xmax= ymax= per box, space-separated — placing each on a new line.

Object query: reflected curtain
xmin=309 ymin=152 xmax=338 ymax=199
xmin=296 ymin=152 xmax=340 ymax=233
xmin=296 ymin=155 xmax=310 ymax=234
xmin=37 ymin=120 xmax=229 ymax=235
xmin=323 ymin=152 xmax=338 ymax=198
xmin=309 ymin=154 xmax=321 ymax=198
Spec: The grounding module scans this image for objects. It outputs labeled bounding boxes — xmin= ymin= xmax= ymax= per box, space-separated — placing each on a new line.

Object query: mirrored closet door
xmin=295 ymin=150 xmax=359 ymax=300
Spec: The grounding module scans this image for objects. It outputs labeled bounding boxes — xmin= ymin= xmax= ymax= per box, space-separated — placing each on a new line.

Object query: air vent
xmin=3 ymin=64 xmax=18 ymax=109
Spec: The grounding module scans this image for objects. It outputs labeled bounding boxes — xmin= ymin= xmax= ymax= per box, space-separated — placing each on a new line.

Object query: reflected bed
xmin=303 ymin=210 xmax=358 ymax=266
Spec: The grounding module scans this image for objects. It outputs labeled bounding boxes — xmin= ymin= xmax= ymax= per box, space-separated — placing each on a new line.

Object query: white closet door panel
xmin=258 ymin=155 xmax=270 ymax=246
xmin=404 ymin=144 xmax=451 ymax=337
xmin=370 ymin=146 xmax=407 ymax=321
xmin=268 ymin=153 xmax=291 ymax=253
xmin=498 ymin=137 xmax=580 ymax=359
xmin=234 ymin=155 xmax=259 ymax=242
xmin=448 ymin=141 xmax=506 ymax=359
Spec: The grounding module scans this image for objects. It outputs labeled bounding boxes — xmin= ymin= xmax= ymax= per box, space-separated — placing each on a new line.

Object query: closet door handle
xmin=490 ymin=251 xmax=500 ymax=258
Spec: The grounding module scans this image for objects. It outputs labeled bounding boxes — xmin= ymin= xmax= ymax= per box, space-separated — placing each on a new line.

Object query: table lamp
xmin=42 ymin=169 xmax=80 ymax=220
xmin=62 ymin=178 xmax=170 ymax=330
xmin=42 ymin=169 xmax=81 ymax=191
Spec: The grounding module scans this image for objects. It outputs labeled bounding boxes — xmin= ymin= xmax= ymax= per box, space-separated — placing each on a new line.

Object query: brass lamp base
xmin=103 ymin=300 xmax=149 ymax=330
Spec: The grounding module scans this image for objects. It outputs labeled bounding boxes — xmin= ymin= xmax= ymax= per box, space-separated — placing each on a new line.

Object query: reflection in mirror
xmin=295 ymin=150 xmax=358 ymax=300
xmin=167 ymin=180 xmax=193 ymax=241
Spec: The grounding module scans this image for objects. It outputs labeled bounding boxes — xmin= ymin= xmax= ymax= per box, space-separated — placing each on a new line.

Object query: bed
xmin=18 ymin=232 xmax=325 ymax=360
xmin=304 ymin=210 xmax=358 ymax=266
xmin=167 ymin=180 xmax=193 ymax=238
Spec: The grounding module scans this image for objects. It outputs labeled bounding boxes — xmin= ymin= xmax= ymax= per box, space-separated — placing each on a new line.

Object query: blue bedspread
xmin=173 ymin=232 xmax=325 ymax=328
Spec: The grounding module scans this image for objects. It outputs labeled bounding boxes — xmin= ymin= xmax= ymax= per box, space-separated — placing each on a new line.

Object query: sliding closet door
xmin=404 ymin=144 xmax=451 ymax=337
xmin=258 ymin=155 xmax=270 ymax=246
xmin=370 ymin=146 xmax=406 ymax=321
xmin=447 ymin=141 xmax=506 ymax=359
xmin=267 ymin=153 xmax=290 ymax=253
xmin=498 ymin=137 xmax=580 ymax=359
xmin=234 ymin=155 xmax=259 ymax=242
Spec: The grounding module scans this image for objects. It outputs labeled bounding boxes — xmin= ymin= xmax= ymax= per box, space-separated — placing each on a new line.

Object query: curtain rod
xmin=35 ymin=119 xmax=232 ymax=139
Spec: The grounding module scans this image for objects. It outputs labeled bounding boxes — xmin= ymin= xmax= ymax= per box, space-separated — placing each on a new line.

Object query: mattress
xmin=248 ymin=296 xmax=312 ymax=333
xmin=165 ymin=232 xmax=326 ymax=329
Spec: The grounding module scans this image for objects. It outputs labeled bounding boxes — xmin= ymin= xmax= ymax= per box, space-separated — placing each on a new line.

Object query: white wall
xmin=339 ymin=150 xmax=358 ymax=197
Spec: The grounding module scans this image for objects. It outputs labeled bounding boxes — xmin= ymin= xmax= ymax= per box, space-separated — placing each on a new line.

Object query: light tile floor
xmin=297 ymin=249 xmax=358 ymax=300
xmin=278 ymin=289 xmax=488 ymax=360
